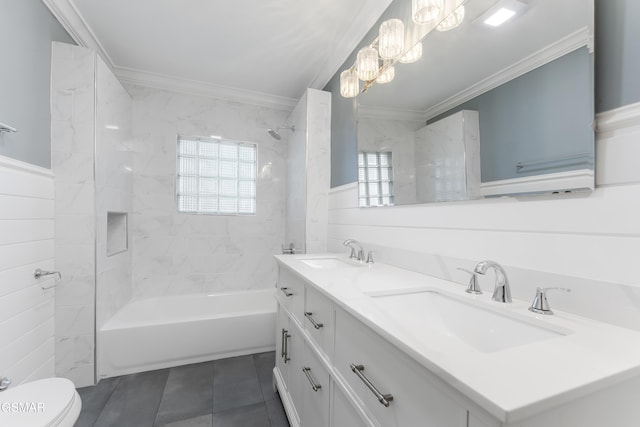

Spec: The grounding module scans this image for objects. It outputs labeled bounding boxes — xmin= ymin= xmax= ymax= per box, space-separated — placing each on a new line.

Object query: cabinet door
xmin=301 ymin=344 xmax=331 ymax=427
xmin=288 ymin=320 xmax=305 ymax=421
xmin=332 ymin=383 xmax=371 ymax=427
xmin=334 ymin=308 xmax=467 ymax=427
xmin=305 ymin=286 xmax=335 ymax=361
xmin=275 ymin=306 xmax=290 ymax=388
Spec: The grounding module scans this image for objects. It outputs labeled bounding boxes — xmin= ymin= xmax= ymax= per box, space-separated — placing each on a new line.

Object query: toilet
xmin=0 ymin=378 xmax=81 ymax=426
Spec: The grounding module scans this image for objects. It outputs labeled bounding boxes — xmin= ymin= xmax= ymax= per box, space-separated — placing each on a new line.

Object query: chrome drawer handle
xmin=280 ymin=328 xmax=287 ymax=359
xmin=304 ymin=312 xmax=324 ymax=329
xmin=302 ymin=367 xmax=322 ymax=392
xmin=282 ymin=329 xmax=291 ymax=363
xmin=350 ymin=364 xmax=393 ymax=407
xmin=280 ymin=287 xmax=293 ymax=297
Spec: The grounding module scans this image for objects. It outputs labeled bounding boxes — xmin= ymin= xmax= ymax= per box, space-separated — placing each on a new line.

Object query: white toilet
xmin=0 ymin=378 xmax=81 ymax=426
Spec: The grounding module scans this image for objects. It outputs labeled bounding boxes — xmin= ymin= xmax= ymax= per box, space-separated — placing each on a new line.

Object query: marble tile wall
xmin=284 ymin=89 xmax=331 ymax=254
xmin=127 ymin=85 xmax=289 ymax=298
xmin=51 ymin=43 xmax=134 ymax=386
xmin=51 ymin=42 xmax=97 ymax=387
xmin=284 ymin=92 xmax=307 ymax=252
xmin=303 ymin=89 xmax=331 ymax=254
xmin=95 ymin=57 xmax=133 ymax=329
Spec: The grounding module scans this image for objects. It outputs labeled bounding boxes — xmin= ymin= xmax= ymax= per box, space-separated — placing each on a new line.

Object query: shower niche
xmin=107 ymin=212 xmax=128 ymax=256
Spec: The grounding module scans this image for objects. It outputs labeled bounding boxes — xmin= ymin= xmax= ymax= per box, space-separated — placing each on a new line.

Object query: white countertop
xmin=275 ymin=254 xmax=640 ymax=423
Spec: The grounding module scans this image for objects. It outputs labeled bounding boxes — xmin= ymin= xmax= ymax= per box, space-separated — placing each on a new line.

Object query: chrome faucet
xmin=474 ymin=260 xmax=512 ymax=303
xmin=343 ymin=239 xmax=365 ymax=262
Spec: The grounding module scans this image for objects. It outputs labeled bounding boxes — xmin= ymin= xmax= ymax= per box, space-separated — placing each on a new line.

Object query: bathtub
xmin=98 ymin=289 xmax=276 ymax=378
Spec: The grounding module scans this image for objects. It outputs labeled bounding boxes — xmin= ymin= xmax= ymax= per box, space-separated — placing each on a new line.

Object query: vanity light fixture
xmin=399 ymin=42 xmax=423 ymax=64
xmin=436 ymin=0 xmax=465 ymax=31
xmin=339 ymin=0 xmax=470 ymax=97
xmin=340 ymin=68 xmax=360 ymax=98
xmin=476 ymin=0 xmax=528 ymax=28
xmin=376 ymin=65 xmax=395 ymax=84
xmin=412 ymin=0 xmax=444 ymax=24
xmin=356 ymin=46 xmax=380 ymax=81
xmin=378 ymin=19 xmax=405 ymax=59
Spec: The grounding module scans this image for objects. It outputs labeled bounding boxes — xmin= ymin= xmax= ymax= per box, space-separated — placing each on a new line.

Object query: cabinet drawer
xmin=301 ymin=344 xmax=331 ymax=427
xmin=278 ymin=266 xmax=305 ymax=323
xmin=334 ymin=309 xmax=467 ymax=427
xmin=304 ymin=286 xmax=335 ymax=360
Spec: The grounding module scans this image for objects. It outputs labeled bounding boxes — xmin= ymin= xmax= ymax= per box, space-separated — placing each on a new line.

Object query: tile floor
xmin=75 ymin=352 xmax=290 ymax=427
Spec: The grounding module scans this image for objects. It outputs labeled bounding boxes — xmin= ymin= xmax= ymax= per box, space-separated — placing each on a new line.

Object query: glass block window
xmin=177 ymin=136 xmax=257 ymax=215
xmin=358 ymin=152 xmax=394 ymax=207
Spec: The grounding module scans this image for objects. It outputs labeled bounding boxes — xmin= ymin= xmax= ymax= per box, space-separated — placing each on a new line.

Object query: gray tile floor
xmin=75 ymin=352 xmax=290 ymax=427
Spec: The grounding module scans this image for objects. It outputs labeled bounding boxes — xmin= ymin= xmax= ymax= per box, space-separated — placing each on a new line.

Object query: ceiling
xmin=43 ymin=0 xmax=393 ymax=108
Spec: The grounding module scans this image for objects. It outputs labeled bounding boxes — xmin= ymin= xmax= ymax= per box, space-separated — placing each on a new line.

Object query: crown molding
xmin=43 ymin=0 xmax=298 ymax=110
xmin=41 ymin=0 xmax=115 ymax=67
xmin=423 ymin=27 xmax=592 ymax=121
xmin=115 ymin=66 xmax=298 ymax=111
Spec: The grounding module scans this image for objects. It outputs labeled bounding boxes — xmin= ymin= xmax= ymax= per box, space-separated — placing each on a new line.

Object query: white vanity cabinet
xmin=275 ymin=266 xmax=468 ymax=427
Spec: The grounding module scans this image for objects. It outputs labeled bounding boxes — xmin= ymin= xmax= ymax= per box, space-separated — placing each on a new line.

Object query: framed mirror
xmin=347 ymin=0 xmax=594 ymax=207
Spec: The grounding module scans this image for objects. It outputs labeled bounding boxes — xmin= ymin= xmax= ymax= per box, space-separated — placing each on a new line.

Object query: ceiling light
xmin=399 ymin=42 xmax=423 ymax=64
xmin=340 ymin=69 xmax=360 ymax=98
xmin=484 ymin=8 xmax=516 ymax=26
xmin=476 ymin=0 xmax=528 ymax=28
xmin=356 ymin=46 xmax=380 ymax=81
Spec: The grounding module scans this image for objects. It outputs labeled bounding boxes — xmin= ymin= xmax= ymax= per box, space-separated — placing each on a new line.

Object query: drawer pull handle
xmin=304 ymin=312 xmax=324 ymax=329
xmin=350 ymin=364 xmax=393 ymax=407
xmin=302 ymin=367 xmax=322 ymax=392
xmin=280 ymin=287 xmax=293 ymax=297
xmin=281 ymin=329 xmax=291 ymax=363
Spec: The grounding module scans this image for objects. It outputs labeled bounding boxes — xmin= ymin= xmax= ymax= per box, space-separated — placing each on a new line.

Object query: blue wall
xmin=0 ymin=0 xmax=74 ymax=168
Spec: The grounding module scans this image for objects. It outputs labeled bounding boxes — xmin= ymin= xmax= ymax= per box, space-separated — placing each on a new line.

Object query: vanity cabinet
xmin=275 ymin=266 xmax=468 ymax=427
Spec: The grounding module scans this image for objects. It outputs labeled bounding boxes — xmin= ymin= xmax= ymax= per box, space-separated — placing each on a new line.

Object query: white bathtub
xmin=98 ymin=289 xmax=276 ymax=378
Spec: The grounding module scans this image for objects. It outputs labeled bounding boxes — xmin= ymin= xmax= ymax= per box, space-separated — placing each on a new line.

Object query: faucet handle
xmin=528 ymin=287 xmax=571 ymax=315
xmin=366 ymin=251 xmax=374 ymax=264
xmin=457 ymin=268 xmax=482 ymax=295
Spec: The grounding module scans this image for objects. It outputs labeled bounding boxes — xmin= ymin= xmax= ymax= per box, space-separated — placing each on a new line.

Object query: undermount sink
xmin=368 ymin=290 xmax=569 ymax=353
xmin=300 ymin=257 xmax=364 ymax=269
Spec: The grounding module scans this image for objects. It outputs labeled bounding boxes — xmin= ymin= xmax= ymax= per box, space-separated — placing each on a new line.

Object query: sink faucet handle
xmin=528 ymin=287 xmax=571 ymax=315
xmin=366 ymin=251 xmax=374 ymax=264
xmin=457 ymin=268 xmax=482 ymax=295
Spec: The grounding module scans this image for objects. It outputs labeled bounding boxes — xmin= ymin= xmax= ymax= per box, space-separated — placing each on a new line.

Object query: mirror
xmin=352 ymin=0 xmax=594 ymax=207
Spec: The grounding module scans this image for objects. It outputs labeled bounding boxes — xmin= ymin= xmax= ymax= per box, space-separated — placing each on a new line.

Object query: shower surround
xmin=127 ymin=85 xmax=290 ymax=298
